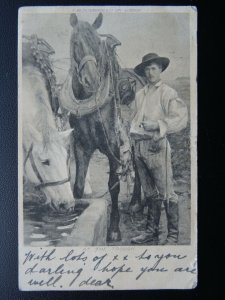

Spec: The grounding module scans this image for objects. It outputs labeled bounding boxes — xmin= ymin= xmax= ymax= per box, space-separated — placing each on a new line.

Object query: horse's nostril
xmin=67 ymin=206 xmax=74 ymax=213
xmin=58 ymin=202 xmax=75 ymax=213
xmin=59 ymin=202 xmax=66 ymax=210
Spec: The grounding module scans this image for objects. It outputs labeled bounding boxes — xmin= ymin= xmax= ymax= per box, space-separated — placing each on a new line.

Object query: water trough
xmin=58 ymin=198 xmax=108 ymax=246
xmin=24 ymin=192 xmax=108 ymax=247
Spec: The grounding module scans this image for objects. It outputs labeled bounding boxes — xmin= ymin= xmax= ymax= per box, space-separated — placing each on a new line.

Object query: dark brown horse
xmin=60 ymin=13 xmax=125 ymax=241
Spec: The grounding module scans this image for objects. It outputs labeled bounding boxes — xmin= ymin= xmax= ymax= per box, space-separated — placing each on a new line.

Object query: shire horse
xmin=60 ymin=13 xmax=125 ymax=241
xmin=22 ymin=35 xmax=75 ymax=212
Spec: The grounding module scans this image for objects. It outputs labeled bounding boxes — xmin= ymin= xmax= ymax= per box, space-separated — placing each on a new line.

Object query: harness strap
xmin=29 ymin=149 xmax=44 ymax=185
xmin=23 ymin=143 xmax=33 ymax=168
xmin=24 ymin=144 xmax=71 ymax=190
xmin=35 ymin=175 xmax=71 ymax=189
xmin=78 ymin=55 xmax=97 ymax=74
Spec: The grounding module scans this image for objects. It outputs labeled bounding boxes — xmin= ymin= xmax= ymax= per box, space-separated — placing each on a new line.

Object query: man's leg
xmin=163 ymin=200 xmax=179 ymax=244
xmin=131 ymin=146 xmax=161 ymax=245
xmin=149 ymin=141 xmax=179 ymax=245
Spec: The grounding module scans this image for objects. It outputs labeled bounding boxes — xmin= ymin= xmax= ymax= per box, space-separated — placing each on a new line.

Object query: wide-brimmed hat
xmin=134 ymin=53 xmax=170 ymax=76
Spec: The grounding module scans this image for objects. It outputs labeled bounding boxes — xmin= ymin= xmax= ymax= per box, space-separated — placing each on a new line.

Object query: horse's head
xmin=69 ymin=13 xmax=121 ymax=100
xmin=25 ymin=127 xmax=75 ymax=212
xmin=69 ymin=13 xmax=103 ymax=96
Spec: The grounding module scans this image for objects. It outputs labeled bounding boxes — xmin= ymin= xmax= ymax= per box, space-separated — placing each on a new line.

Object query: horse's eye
xmin=41 ymin=159 xmax=50 ymax=166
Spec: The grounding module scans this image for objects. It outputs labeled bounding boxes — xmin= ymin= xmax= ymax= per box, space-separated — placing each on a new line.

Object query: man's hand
xmin=140 ymin=120 xmax=159 ymax=131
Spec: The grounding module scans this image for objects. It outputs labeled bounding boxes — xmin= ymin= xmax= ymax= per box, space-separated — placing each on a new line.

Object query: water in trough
xmin=23 ymin=200 xmax=89 ymax=246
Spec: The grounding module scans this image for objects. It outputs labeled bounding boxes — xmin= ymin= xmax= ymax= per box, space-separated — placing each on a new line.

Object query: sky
xmin=21 ymin=11 xmax=190 ymax=82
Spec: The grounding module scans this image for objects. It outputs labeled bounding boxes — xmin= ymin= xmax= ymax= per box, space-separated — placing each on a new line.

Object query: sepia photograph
xmin=18 ymin=6 xmax=197 ymax=290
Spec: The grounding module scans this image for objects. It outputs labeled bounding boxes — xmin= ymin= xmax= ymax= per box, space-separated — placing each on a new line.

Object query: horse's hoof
xmin=107 ymin=231 xmax=122 ymax=242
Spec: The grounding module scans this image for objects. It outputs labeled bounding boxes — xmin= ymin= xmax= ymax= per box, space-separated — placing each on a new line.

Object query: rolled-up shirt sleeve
xmin=158 ymin=88 xmax=188 ymax=136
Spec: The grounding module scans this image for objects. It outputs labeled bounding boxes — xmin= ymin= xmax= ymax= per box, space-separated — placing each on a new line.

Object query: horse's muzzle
xmin=49 ymin=199 xmax=75 ymax=213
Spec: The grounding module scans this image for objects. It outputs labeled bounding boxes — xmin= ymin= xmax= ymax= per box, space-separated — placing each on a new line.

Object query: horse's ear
xmin=92 ymin=13 xmax=103 ymax=30
xmin=70 ymin=14 xmax=78 ymax=28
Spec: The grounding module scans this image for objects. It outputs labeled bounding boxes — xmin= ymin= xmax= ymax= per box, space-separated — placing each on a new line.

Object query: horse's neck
xmin=22 ymin=65 xmax=56 ymax=146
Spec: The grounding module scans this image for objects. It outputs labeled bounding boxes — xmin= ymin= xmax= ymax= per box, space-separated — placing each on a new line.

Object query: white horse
xmin=22 ymin=36 xmax=75 ymax=212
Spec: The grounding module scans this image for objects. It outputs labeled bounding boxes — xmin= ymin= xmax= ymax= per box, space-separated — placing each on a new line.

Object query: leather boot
xmin=163 ymin=201 xmax=179 ymax=245
xmin=131 ymin=197 xmax=162 ymax=245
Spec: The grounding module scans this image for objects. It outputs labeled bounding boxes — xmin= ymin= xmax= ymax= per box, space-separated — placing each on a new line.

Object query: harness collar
xmin=59 ymin=39 xmax=116 ymax=117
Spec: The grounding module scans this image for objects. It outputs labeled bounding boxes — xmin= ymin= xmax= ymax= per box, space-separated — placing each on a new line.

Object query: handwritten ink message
xmin=20 ymin=248 xmax=197 ymax=290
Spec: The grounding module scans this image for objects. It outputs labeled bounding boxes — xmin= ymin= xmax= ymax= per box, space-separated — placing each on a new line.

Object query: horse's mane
xmin=34 ymin=93 xmax=55 ymax=147
xmin=23 ymin=35 xmax=59 ymax=114
xmin=23 ymin=64 xmax=57 ymax=147
xmin=22 ymin=34 xmax=59 ymax=148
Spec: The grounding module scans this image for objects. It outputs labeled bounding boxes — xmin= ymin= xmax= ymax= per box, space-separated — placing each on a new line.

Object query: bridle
xmin=71 ymin=53 xmax=100 ymax=90
xmin=69 ymin=33 xmax=127 ymax=168
xmin=78 ymin=55 xmax=97 ymax=74
xmin=24 ymin=143 xmax=71 ymax=190
xmin=70 ymin=34 xmax=118 ymax=91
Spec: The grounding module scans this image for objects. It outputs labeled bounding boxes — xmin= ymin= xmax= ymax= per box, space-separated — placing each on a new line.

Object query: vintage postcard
xmin=18 ymin=6 xmax=197 ymax=290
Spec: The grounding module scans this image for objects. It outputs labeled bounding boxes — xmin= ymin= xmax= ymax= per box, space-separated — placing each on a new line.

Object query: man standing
xmin=130 ymin=53 xmax=188 ymax=245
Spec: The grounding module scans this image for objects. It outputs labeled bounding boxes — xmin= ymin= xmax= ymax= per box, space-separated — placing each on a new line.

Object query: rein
xmin=24 ymin=144 xmax=71 ymax=190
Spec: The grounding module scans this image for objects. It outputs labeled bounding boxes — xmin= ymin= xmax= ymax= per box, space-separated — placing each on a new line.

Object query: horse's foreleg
xmin=74 ymin=144 xmax=92 ymax=199
xmin=107 ymin=151 xmax=121 ymax=242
